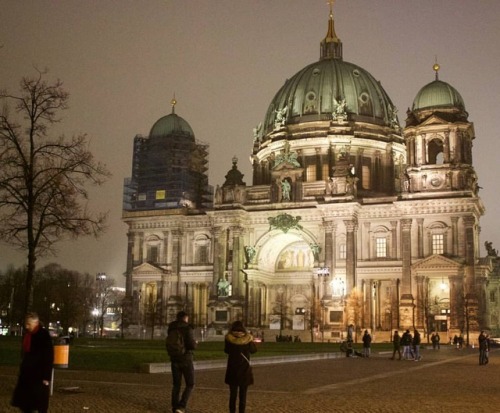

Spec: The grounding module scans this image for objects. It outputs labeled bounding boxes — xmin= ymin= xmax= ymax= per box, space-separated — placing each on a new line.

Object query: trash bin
xmin=53 ymin=338 xmax=69 ymax=369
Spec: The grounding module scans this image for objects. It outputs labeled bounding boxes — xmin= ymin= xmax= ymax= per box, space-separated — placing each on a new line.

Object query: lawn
xmin=0 ymin=336 xmax=393 ymax=373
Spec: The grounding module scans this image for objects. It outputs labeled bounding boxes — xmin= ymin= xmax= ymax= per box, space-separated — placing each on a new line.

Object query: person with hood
xmin=224 ymin=320 xmax=257 ymax=413
xmin=390 ymin=330 xmax=401 ymax=360
xmin=362 ymin=330 xmax=372 ymax=358
xmin=11 ymin=312 xmax=54 ymax=413
xmin=167 ymin=311 xmax=197 ymax=413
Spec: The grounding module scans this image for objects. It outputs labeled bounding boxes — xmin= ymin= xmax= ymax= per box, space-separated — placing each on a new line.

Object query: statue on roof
xmin=274 ymin=105 xmax=288 ymax=130
xmin=485 ymin=241 xmax=498 ymax=257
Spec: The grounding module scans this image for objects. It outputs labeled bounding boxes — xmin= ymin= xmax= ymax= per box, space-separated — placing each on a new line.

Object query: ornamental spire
xmin=171 ymin=94 xmax=177 ymax=114
xmin=320 ymin=0 xmax=342 ymax=60
xmin=433 ymin=56 xmax=440 ymax=81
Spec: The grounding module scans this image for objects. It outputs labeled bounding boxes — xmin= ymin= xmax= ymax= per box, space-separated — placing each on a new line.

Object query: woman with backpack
xmin=224 ymin=321 xmax=257 ymax=413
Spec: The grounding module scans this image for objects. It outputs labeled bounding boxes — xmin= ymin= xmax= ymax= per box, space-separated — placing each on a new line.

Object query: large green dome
xmin=412 ymin=79 xmax=465 ymax=112
xmin=149 ymin=111 xmax=194 ymax=139
xmin=263 ymin=57 xmax=399 ymax=134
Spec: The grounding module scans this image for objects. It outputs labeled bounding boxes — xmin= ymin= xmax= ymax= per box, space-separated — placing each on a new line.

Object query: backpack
xmin=166 ymin=327 xmax=186 ymax=357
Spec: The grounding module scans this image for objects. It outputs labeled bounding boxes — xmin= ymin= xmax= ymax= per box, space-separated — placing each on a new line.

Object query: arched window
xmin=146 ymin=235 xmax=161 ymax=264
xmin=194 ymin=234 xmax=211 ymax=264
xmin=428 ymin=138 xmax=444 ymax=165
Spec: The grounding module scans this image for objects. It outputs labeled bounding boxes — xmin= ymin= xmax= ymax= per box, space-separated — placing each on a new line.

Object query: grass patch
xmin=0 ymin=336 xmax=393 ymax=373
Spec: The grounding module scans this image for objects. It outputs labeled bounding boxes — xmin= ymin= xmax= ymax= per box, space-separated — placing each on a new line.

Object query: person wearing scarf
xmin=224 ymin=320 xmax=257 ymax=413
xmin=11 ymin=312 xmax=54 ymax=413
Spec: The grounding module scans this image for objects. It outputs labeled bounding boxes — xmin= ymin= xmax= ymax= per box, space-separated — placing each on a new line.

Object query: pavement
xmin=1 ymin=346 xmax=498 ymax=413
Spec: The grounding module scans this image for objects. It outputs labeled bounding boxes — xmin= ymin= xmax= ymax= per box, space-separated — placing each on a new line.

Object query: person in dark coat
xmin=11 ymin=312 xmax=54 ymax=413
xmin=224 ymin=320 xmax=257 ymax=413
xmin=362 ymin=330 xmax=372 ymax=358
xmin=167 ymin=311 xmax=197 ymax=413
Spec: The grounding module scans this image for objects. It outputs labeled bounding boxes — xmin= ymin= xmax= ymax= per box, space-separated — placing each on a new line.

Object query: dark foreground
xmin=1 ymin=346 xmax=498 ymax=413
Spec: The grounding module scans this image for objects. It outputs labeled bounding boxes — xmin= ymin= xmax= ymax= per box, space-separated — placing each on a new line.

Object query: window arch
xmin=427 ymin=222 xmax=449 ymax=255
xmin=145 ymin=235 xmax=162 ymax=264
xmin=372 ymin=226 xmax=390 ymax=259
xmin=428 ymin=137 xmax=444 ymax=165
xmin=194 ymin=234 xmax=211 ymax=264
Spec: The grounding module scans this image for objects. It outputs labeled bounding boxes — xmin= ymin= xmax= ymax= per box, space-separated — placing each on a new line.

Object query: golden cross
xmin=327 ymin=0 xmax=335 ymax=17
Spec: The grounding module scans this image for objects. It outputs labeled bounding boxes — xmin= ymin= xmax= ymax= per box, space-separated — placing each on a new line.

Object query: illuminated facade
xmin=122 ymin=7 xmax=497 ymax=341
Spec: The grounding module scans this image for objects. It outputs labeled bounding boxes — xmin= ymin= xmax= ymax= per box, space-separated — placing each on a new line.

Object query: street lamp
xmin=92 ymin=308 xmax=99 ymax=338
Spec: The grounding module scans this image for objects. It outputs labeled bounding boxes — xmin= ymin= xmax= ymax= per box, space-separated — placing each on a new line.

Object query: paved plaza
xmin=1 ymin=346 xmax=498 ymax=413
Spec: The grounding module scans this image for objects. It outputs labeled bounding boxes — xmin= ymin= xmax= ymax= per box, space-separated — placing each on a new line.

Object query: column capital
xmin=401 ymin=218 xmax=412 ymax=231
xmin=343 ymin=219 xmax=358 ymax=232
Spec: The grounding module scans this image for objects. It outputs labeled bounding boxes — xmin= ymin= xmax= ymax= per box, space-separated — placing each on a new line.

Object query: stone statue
xmin=485 ymin=241 xmax=498 ymax=257
xmin=274 ymin=105 xmax=288 ymax=130
xmin=310 ymin=243 xmax=321 ymax=261
xmin=244 ymin=246 xmax=257 ymax=264
xmin=215 ymin=185 xmax=222 ymax=204
xmin=281 ymin=179 xmax=291 ymax=201
xmin=217 ymin=278 xmax=230 ymax=297
xmin=253 ymin=122 xmax=262 ymax=142
xmin=332 ymin=97 xmax=347 ymax=121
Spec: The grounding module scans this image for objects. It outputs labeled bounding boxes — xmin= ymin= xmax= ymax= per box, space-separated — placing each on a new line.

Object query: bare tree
xmin=0 ymin=69 xmax=110 ymax=315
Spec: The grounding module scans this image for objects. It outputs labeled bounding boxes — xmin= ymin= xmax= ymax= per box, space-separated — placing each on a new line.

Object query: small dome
xmin=412 ymin=80 xmax=465 ymax=112
xmin=149 ymin=113 xmax=194 ymax=139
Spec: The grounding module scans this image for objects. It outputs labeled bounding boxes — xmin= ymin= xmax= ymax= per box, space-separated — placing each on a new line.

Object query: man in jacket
xmin=167 ymin=311 xmax=197 ymax=413
xmin=11 ymin=312 xmax=54 ymax=413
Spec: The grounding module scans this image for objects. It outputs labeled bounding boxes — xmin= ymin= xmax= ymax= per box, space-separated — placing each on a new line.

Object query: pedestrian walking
xmin=224 ymin=320 xmax=257 ymax=413
xmin=412 ymin=329 xmax=422 ymax=361
xmin=11 ymin=312 xmax=54 ymax=413
xmin=390 ymin=330 xmax=401 ymax=360
xmin=401 ymin=329 xmax=414 ymax=360
xmin=167 ymin=311 xmax=197 ymax=413
xmin=362 ymin=330 xmax=372 ymax=358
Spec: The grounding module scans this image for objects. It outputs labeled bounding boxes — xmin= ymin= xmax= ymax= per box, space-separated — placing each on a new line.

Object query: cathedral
xmin=122 ymin=6 xmax=499 ymax=342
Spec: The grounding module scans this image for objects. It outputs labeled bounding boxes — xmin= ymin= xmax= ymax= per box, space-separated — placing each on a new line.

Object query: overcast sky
xmin=1 ymin=0 xmax=499 ymax=286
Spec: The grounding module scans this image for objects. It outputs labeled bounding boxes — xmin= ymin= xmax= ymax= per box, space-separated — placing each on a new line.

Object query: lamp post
xmin=96 ymin=272 xmax=107 ymax=337
xmin=92 ymin=308 xmax=99 ymax=338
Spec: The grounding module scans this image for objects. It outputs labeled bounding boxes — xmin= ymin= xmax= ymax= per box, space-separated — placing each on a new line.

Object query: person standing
xmin=362 ymin=330 xmax=372 ymax=358
xmin=224 ymin=320 xmax=257 ymax=413
xmin=478 ymin=331 xmax=488 ymax=365
xmin=413 ymin=329 xmax=422 ymax=361
xmin=11 ymin=312 xmax=54 ymax=413
xmin=167 ymin=311 xmax=197 ymax=413
xmin=390 ymin=330 xmax=401 ymax=360
xmin=401 ymin=329 xmax=413 ymax=360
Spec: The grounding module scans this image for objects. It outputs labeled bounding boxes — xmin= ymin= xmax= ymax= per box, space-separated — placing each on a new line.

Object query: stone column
xmin=417 ymin=219 xmax=424 ymax=258
xmin=125 ymin=231 xmax=134 ymax=297
xmin=324 ymin=220 xmax=334 ymax=270
xmin=449 ymin=275 xmax=464 ymax=331
xmin=171 ymin=229 xmax=182 ymax=297
xmin=451 ymin=217 xmax=459 ymax=256
xmin=400 ymin=219 xmax=413 ymax=296
xmin=390 ymin=221 xmax=398 ymax=259
xmin=212 ymin=226 xmax=224 ymax=295
xmin=415 ymin=275 xmax=425 ymax=330
xmin=231 ymin=226 xmax=244 ymax=297
xmin=344 ymin=219 xmax=358 ymax=293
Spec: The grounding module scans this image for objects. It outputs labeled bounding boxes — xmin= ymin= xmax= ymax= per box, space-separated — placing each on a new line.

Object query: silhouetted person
xmin=224 ymin=321 xmax=257 ymax=413
xmin=11 ymin=312 xmax=54 ymax=413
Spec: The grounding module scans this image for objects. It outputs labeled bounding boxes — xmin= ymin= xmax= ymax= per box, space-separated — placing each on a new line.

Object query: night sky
xmin=1 ymin=0 xmax=499 ymax=286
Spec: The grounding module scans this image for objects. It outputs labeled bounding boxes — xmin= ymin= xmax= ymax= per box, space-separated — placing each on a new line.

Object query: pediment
xmin=132 ymin=262 xmax=169 ymax=276
xmin=412 ymin=254 xmax=462 ymax=270
xmin=419 ymin=114 xmax=448 ymax=127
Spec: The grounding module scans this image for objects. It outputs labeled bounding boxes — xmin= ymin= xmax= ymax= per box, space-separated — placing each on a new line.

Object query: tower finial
xmin=433 ymin=56 xmax=440 ymax=81
xmin=171 ymin=93 xmax=177 ymax=114
xmin=320 ymin=0 xmax=342 ymax=60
